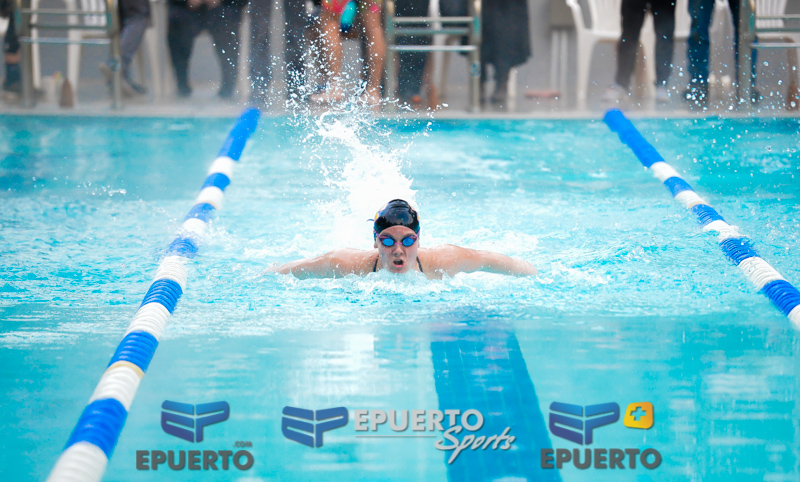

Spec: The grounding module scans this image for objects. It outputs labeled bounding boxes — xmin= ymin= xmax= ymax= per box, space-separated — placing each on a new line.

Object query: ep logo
xmin=161 ymin=400 xmax=230 ymax=443
xmin=542 ymin=401 xmax=661 ymax=470
xmin=281 ymin=406 xmax=349 ymax=448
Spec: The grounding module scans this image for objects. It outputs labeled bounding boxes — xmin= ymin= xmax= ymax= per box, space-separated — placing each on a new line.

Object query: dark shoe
xmin=490 ymin=91 xmax=507 ymax=105
xmin=177 ymin=82 xmax=192 ymax=98
xmin=218 ymin=84 xmax=235 ymax=99
xmin=683 ymin=83 xmax=708 ymax=109
xmin=732 ymin=88 xmax=761 ymax=105
xmin=121 ymin=77 xmax=147 ymax=97
xmin=491 ymin=81 xmax=508 ymax=105
xmin=100 ymin=62 xmax=145 ymax=97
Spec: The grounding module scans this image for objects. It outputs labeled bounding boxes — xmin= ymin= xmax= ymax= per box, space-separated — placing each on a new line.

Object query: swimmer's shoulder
xmin=327 ymin=248 xmax=377 ymax=276
xmin=418 ymin=245 xmax=463 ymax=277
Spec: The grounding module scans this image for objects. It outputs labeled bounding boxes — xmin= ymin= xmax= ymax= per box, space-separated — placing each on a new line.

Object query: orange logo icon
xmin=623 ymin=402 xmax=653 ymax=429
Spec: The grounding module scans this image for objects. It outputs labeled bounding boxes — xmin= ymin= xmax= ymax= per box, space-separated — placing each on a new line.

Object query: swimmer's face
xmin=374 ymin=226 xmax=419 ymax=274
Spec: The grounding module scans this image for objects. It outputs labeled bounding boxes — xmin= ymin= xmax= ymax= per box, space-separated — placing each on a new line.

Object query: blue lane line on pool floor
xmin=604 ymin=108 xmax=800 ymax=328
xmin=431 ymin=318 xmax=561 ymax=481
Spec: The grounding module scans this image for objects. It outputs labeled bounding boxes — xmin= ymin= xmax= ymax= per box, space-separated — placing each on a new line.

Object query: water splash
xmin=288 ymin=96 xmax=420 ymax=249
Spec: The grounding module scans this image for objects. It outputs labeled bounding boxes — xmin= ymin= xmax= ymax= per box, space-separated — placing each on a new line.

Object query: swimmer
xmin=274 ymin=199 xmax=537 ymax=279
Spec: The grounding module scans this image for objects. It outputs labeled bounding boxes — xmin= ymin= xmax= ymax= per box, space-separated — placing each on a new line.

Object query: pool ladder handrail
xmin=737 ymin=0 xmax=800 ymax=109
xmin=384 ymin=0 xmax=482 ymax=113
xmin=14 ymin=0 xmax=123 ymax=109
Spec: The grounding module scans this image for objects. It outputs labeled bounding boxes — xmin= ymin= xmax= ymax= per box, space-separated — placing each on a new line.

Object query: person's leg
xmin=396 ymin=0 xmax=430 ymax=104
xmin=686 ymin=0 xmax=713 ymax=85
xmin=118 ymin=15 xmax=148 ymax=93
xmin=314 ymin=5 xmax=344 ymax=101
xmin=283 ymin=0 xmax=307 ymax=97
xmin=208 ymin=5 xmax=243 ymax=98
xmin=615 ymin=0 xmax=647 ymax=90
xmin=651 ymin=0 xmax=676 ymax=87
xmin=491 ymin=63 xmax=510 ymax=104
xmin=3 ymin=13 xmax=21 ymax=95
xmin=248 ymin=0 xmax=272 ymax=99
xmin=479 ymin=62 xmax=489 ymax=103
xmin=358 ymin=1 xmax=385 ymax=104
xmin=117 ymin=0 xmax=150 ymax=80
xmin=167 ymin=5 xmax=198 ymax=96
xmin=728 ymin=0 xmax=758 ymax=98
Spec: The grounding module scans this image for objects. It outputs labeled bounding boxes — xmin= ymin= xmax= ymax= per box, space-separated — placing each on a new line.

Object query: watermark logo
xmin=281 ymin=406 xmax=515 ymax=464
xmin=549 ymin=402 xmax=619 ymax=445
xmin=136 ymin=400 xmax=253 ymax=472
xmin=541 ymin=400 xmax=661 ymax=471
xmin=161 ymin=400 xmax=230 ymax=443
xmin=281 ymin=406 xmax=349 ymax=448
xmin=622 ymin=402 xmax=653 ymax=429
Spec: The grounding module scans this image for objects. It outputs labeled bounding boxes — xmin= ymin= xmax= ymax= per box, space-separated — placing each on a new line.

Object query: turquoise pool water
xmin=1 ymin=114 xmax=799 ymax=481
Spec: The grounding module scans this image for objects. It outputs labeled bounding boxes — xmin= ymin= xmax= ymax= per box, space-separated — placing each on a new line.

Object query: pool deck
xmin=4 ymin=85 xmax=800 ymax=120
xmin=3 ymin=71 xmax=800 ymax=120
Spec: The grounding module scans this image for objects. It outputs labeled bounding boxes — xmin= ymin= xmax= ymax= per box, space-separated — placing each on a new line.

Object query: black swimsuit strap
xmin=373 ymin=256 xmax=425 ymax=274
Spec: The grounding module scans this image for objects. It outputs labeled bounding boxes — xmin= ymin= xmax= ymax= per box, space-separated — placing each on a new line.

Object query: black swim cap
xmin=373 ymin=199 xmax=420 ymax=235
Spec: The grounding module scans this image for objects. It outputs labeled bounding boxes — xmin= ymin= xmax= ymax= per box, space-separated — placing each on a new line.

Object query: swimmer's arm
xmin=434 ymin=245 xmax=538 ymax=277
xmin=272 ymin=249 xmax=372 ymax=279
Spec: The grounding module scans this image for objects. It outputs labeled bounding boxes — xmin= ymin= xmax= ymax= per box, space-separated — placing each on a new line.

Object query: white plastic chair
xmin=754 ymin=0 xmax=800 ymax=104
xmin=66 ymin=0 xmax=162 ymax=100
xmin=565 ymin=0 xmax=624 ymax=108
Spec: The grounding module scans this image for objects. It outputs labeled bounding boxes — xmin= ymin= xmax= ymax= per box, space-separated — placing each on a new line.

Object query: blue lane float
xmin=47 ymin=109 xmax=260 ymax=482
xmin=604 ymin=108 xmax=800 ymax=328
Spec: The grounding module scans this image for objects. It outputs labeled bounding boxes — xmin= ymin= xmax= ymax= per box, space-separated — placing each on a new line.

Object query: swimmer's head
xmin=372 ymin=200 xmax=420 ymax=274
xmin=372 ymin=199 xmax=420 ymax=237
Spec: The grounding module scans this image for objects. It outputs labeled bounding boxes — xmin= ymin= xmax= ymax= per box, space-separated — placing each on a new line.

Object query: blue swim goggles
xmin=378 ymin=234 xmax=418 ymax=247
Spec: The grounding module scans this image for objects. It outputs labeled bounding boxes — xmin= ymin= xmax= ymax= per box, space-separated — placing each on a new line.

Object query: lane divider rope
xmin=603 ymin=108 xmax=800 ymax=328
xmin=47 ymin=108 xmax=261 ymax=482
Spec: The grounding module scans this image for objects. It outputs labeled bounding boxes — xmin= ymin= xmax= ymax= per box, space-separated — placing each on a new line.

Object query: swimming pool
xmin=1 ymin=112 xmax=799 ymax=481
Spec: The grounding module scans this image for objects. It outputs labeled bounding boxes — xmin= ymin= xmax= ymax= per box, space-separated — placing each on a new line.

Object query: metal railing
xmin=384 ymin=0 xmax=482 ymax=112
xmin=14 ymin=0 xmax=122 ymax=108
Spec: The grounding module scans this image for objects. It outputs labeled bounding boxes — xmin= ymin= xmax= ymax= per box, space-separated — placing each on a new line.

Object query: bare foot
xmin=358 ymin=90 xmax=382 ymax=113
